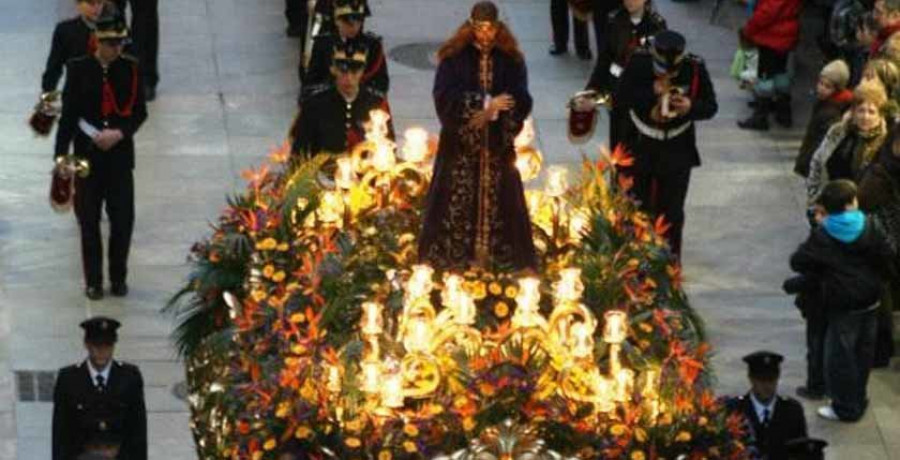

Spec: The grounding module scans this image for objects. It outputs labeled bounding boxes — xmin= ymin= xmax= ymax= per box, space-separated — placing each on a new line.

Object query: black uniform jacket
xmin=616 ymin=51 xmax=718 ymax=174
xmin=42 ymin=17 xmax=95 ymax=93
xmin=52 ymin=360 xmax=147 ymax=460
xmin=292 ymin=85 xmax=393 ymax=157
xmin=303 ymin=31 xmax=390 ymax=95
xmin=586 ymin=8 xmax=666 ymax=94
xmin=736 ymin=393 xmax=807 ymax=460
xmin=55 ymin=54 xmax=148 ymax=170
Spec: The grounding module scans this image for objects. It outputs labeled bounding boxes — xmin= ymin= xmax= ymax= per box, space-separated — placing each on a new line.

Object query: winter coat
xmin=806 ymin=118 xmax=888 ymax=205
xmin=790 ymin=218 xmax=894 ymax=313
xmin=795 ymin=89 xmax=854 ymax=178
xmin=742 ymin=0 xmax=803 ymax=53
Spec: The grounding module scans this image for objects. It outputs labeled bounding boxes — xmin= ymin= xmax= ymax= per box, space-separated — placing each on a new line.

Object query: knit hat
xmin=820 ymin=60 xmax=850 ymax=90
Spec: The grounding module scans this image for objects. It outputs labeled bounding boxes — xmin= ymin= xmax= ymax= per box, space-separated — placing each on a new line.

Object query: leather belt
xmin=629 ymin=110 xmax=692 ymax=141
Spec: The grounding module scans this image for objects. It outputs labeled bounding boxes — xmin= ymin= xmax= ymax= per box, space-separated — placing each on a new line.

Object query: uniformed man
xmin=292 ymin=40 xmax=393 ymax=157
xmin=111 ymin=0 xmax=159 ymax=101
xmin=615 ymin=30 xmax=717 ymax=258
xmin=55 ymin=6 xmax=148 ymax=300
xmin=585 ymin=0 xmax=666 ymax=148
xmin=41 ymin=0 xmax=107 ymax=95
xmin=301 ymin=0 xmax=388 ymax=97
xmin=550 ymin=0 xmax=592 ymax=59
xmin=53 ymin=317 xmax=147 ymax=460
xmin=733 ymin=351 xmax=807 ymax=460
xmin=785 ymin=437 xmax=827 ymax=460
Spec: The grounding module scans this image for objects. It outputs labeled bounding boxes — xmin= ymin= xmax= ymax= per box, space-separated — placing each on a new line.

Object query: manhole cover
xmin=389 ymin=42 xmax=442 ymax=70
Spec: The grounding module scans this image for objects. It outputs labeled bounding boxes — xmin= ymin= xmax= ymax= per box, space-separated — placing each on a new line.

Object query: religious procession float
xmin=165 ymin=108 xmax=752 ymax=459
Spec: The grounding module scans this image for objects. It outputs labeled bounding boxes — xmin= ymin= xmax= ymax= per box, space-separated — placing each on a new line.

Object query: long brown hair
xmin=436 ymin=9 xmax=524 ymax=63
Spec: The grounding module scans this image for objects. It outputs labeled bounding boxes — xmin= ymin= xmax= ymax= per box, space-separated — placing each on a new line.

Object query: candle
xmin=615 ymin=369 xmax=635 ymax=403
xmin=594 ymin=374 xmax=615 ymax=413
xmin=544 ymin=166 xmax=569 ymax=198
xmin=381 ymin=370 xmax=404 ymax=408
xmin=361 ymin=360 xmax=381 ymax=394
xmin=570 ymin=321 xmax=594 ymax=359
xmin=367 ymin=109 xmax=391 ymax=141
xmin=514 ymin=117 xmax=536 ymax=148
xmin=555 ymin=268 xmax=584 ymax=303
xmin=404 ymin=317 xmax=432 ymax=353
xmin=455 ymin=292 xmax=476 ymax=326
xmin=326 ymin=364 xmax=342 ymax=393
xmin=603 ymin=310 xmax=628 ymax=344
xmin=406 ymin=264 xmax=434 ymax=301
xmin=361 ymin=301 xmax=384 ymax=336
xmin=335 ymin=157 xmax=355 ymax=190
xmin=512 ymin=277 xmax=542 ymax=329
xmin=372 ymin=141 xmax=396 ymax=173
xmin=402 ymin=127 xmax=429 ymax=163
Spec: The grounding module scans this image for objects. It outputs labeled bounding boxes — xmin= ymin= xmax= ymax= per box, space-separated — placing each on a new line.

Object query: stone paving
xmin=0 ymin=0 xmax=898 ymax=458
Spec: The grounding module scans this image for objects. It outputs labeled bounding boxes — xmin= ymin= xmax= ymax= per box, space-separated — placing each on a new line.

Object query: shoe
xmin=576 ymin=49 xmax=593 ymax=61
xmin=548 ymin=45 xmax=567 ymax=56
xmin=110 ymin=283 xmax=128 ymax=297
xmin=85 ymin=286 xmax=104 ymax=301
xmin=796 ymin=386 xmax=825 ymax=401
xmin=773 ymin=96 xmax=793 ymax=128
xmin=143 ymin=85 xmax=156 ymax=102
xmin=737 ymin=98 xmax=771 ymax=131
xmin=817 ymin=405 xmax=840 ymax=421
xmin=286 ymin=26 xmax=302 ymax=38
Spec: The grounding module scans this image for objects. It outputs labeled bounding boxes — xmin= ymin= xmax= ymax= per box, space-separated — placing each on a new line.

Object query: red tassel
xmin=100 ymin=65 xmax=139 ymax=118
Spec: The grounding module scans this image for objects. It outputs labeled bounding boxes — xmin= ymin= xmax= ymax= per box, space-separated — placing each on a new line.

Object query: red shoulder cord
xmin=101 ymin=63 xmax=139 ymax=118
xmin=87 ymin=35 xmax=98 ymax=55
xmin=689 ymin=60 xmax=700 ymax=99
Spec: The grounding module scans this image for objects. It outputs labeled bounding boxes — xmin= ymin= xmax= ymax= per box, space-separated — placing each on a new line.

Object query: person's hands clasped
xmin=468 ymin=94 xmax=515 ymax=129
xmin=93 ymin=129 xmax=124 ymax=151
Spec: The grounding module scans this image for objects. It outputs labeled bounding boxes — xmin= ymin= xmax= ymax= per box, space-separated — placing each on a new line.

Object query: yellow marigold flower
xmin=286 ymin=282 xmax=301 ymax=293
xmin=295 ymin=426 xmax=313 ymax=439
xmin=378 ymin=451 xmax=392 ymax=460
xmin=345 ymin=419 xmax=362 ymax=432
xmin=639 ymin=322 xmax=653 ymax=333
xmin=251 ymin=289 xmax=267 ymax=302
xmin=631 ymin=452 xmax=645 ymax=460
xmin=272 ymin=270 xmax=286 ymax=283
xmin=345 ymin=437 xmax=361 ymax=448
xmin=479 ymin=382 xmax=496 ymax=397
xmin=275 ymin=401 xmax=291 ymax=418
xmin=698 ymin=416 xmax=708 ymax=426
xmin=609 ymin=424 xmax=627 ymax=436
xmin=299 ymin=382 xmax=316 ymax=401
xmin=489 ymin=282 xmax=503 ymax=295
xmin=256 ymin=238 xmax=277 ymax=250
xmin=471 ymin=281 xmax=487 ymax=299
xmin=403 ymin=441 xmax=418 ymax=453
xmin=252 ymin=451 xmax=263 ymax=460
xmin=454 ymin=396 xmax=469 ymax=409
xmin=291 ymin=343 xmax=307 ymax=355
xmin=659 ymin=413 xmax=673 ymax=426
xmin=264 ymin=438 xmax=277 ymax=451
xmin=277 ymin=242 xmax=290 ymax=252
xmin=263 ymin=265 xmax=275 ymax=279
xmin=463 ymin=417 xmax=476 ymax=431
xmin=505 ymin=285 xmax=518 ymax=298
xmin=290 ymin=312 xmax=306 ymax=323
xmin=675 ymin=431 xmax=692 ymax=443
xmin=403 ymin=424 xmax=419 ymax=437
xmin=494 ymin=301 xmax=509 ymax=318
xmin=634 ymin=427 xmax=647 ymax=442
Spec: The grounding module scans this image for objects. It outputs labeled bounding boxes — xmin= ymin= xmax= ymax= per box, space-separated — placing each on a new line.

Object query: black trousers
xmin=805 ymin=310 xmax=828 ymax=394
xmin=628 ymin=168 xmax=692 ymax=257
xmin=115 ymin=0 xmax=160 ymax=88
xmin=74 ymin=164 xmax=135 ymax=289
xmin=551 ymin=0 xmax=590 ymax=53
xmin=286 ymin=0 xmax=308 ymax=29
xmin=825 ymin=307 xmax=878 ymax=421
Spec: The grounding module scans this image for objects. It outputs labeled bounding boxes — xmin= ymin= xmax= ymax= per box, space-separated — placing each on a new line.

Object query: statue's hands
xmin=490 ymin=94 xmax=515 ymax=112
xmin=468 ymin=110 xmax=490 ymax=129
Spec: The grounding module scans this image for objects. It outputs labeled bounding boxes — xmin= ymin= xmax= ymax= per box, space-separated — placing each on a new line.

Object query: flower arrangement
xmin=167 ymin=122 xmax=749 ymax=459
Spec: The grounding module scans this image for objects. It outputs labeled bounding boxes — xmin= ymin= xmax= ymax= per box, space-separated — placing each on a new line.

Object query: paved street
xmin=0 ymin=0 xmax=897 ymax=458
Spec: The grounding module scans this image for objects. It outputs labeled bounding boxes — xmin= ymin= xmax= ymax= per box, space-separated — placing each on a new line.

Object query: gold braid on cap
xmin=650 ymin=46 xmax=685 ymax=68
xmin=95 ymin=28 xmax=128 ymax=40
